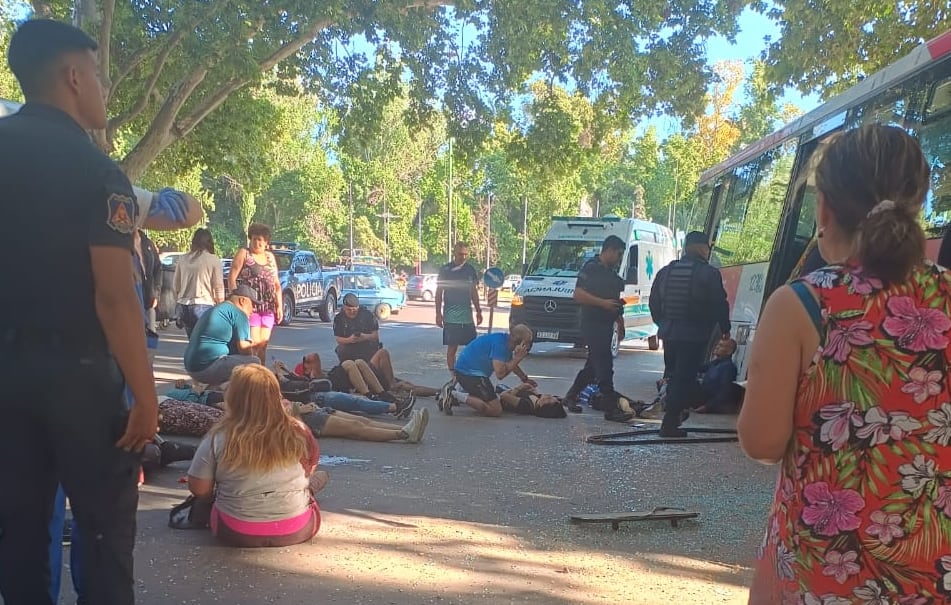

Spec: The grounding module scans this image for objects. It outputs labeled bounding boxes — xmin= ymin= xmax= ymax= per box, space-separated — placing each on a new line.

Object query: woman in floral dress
xmin=228 ymin=223 xmax=283 ymax=364
xmin=739 ymin=124 xmax=951 ymax=604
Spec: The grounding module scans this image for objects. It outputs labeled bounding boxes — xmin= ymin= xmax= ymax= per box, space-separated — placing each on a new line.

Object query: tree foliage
xmin=14 ymin=0 xmax=744 ymax=181
xmin=757 ymin=0 xmax=947 ymax=97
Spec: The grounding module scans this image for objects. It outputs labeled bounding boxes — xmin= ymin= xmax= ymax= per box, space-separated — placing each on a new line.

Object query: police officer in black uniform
xmin=0 ymin=20 xmax=158 ymax=605
xmin=649 ymin=231 xmax=731 ymax=437
xmin=563 ymin=235 xmax=633 ymax=422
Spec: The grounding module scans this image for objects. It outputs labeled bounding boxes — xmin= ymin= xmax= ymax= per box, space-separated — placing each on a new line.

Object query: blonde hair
xmin=814 ymin=124 xmax=930 ymax=284
xmin=210 ymin=364 xmax=309 ymax=473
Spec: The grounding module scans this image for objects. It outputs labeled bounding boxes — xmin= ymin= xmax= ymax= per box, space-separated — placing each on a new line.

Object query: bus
xmin=685 ymin=29 xmax=951 ymax=381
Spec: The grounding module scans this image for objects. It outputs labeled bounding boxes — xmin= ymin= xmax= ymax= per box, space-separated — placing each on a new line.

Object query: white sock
xmin=451 ymin=390 xmax=468 ymax=404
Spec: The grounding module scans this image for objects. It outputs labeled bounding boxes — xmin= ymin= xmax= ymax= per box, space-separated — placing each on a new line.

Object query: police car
xmin=270 ymin=243 xmax=341 ymax=325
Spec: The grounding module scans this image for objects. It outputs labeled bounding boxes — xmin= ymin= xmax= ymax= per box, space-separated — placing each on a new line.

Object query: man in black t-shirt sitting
xmin=334 ymin=293 xmax=382 ymax=362
xmin=333 ymin=292 xmax=408 ymax=391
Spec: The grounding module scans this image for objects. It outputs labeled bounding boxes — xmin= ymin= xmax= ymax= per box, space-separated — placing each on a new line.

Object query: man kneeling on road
xmin=438 ymin=324 xmax=535 ymax=417
xmin=183 ymin=285 xmax=261 ymax=386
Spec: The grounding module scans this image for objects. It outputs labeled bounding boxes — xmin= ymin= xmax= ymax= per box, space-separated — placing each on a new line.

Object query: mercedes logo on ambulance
xmin=544 ymin=299 xmax=558 ymax=313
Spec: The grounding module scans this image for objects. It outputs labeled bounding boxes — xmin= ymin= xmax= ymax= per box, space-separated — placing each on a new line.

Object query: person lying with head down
xmin=497 ymin=383 xmax=567 ymax=419
xmin=186 ymin=364 xmax=326 ymax=548
xmin=273 ymin=356 xmax=416 ymax=418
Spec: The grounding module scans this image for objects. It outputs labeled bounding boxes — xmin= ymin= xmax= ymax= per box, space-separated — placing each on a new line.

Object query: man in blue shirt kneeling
xmin=437 ymin=324 xmax=536 ymax=417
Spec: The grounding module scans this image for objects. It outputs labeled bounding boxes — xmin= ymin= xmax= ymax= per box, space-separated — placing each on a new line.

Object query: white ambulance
xmin=510 ymin=216 xmax=676 ymax=356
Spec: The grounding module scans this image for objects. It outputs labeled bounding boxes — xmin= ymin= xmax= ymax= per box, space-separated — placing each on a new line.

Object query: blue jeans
xmin=313 ymin=391 xmax=390 ymax=415
xmin=49 ymin=486 xmax=84 ymax=603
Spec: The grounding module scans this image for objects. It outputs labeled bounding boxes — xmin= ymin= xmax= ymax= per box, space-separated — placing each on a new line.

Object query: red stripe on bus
xmin=927 ymin=31 xmax=951 ymax=60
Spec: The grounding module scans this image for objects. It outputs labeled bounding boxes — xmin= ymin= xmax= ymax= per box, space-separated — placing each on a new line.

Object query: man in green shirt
xmin=184 ymin=285 xmax=261 ymax=385
xmin=435 ymin=242 xmax=483 ymax=373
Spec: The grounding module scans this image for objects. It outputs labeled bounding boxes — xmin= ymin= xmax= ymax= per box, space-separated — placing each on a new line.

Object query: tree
xmin=0 ymin=22 xmax=21 ymax=102
xmin=757 ymin=0 xmax=946 ymax=97
xmin=12 ymin=0 xmax=745 ymax=181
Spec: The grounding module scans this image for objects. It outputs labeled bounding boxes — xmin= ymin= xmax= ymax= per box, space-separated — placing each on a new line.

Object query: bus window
xmin=847 ymin=84 xmax=923 ymax=130
xmin=682 ymin=182 xmax=715 ymax=236
xmin=712 ymin=143 xmax=798 ymax=267
xmin=918 ymin=75 xmax=951 ymax=237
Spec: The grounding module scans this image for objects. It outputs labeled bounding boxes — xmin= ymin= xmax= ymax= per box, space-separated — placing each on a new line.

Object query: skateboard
xmin=570 ymin=507 xmax=699 ymax=530
xmin=586 ymin=427 xmax=738 ymax=445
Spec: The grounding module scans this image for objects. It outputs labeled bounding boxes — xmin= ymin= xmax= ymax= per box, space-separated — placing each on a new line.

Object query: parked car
xmin=406 ymin=273 xmax=439 ymax=301
xmin=338 ymin=271 xmax=406 ymax=320
xmin=159 ymin=251 xmax=186 ymax=267
xmin=350 ymin=263 xmax=394 ymax=287
xmin=502 ymin=274 xmax=522 ymax=291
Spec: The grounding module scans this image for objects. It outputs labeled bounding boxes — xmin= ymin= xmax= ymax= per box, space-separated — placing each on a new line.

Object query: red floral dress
xmin=751 ymin=263 xmax=951 ymax=605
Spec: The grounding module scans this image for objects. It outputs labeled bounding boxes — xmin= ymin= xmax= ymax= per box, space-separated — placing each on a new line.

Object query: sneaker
xmin=562 ymin=395 xmax=583 ymax=414
xmin=395 ymin=392 xmax=416 ymax=419
xmin=659 ymin=427 xmax=689 ymax=438
xmin=437 ymin=379 xmax=457 ymax=415
xmin=373 ymin=391 xmax=398 ymax=404
xmin=402 ymin=409 xmax=428 ymax=443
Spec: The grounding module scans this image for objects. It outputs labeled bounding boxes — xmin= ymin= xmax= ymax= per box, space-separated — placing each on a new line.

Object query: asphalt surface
xmin=57 ymin=301 xmax=774 ymax=605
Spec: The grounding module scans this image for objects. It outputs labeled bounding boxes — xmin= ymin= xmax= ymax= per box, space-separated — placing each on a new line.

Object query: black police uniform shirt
xmin=0 ymin=103 xmax=138 ymax=346
xmin=333 ymin=307 xmax=380 ymax=360
xmin=576 ymin=257 xmax=624 ymax=325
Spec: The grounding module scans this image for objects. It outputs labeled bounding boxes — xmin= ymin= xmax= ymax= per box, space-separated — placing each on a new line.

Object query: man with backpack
xmin=649 ymin=231 xmax=731 ymax=437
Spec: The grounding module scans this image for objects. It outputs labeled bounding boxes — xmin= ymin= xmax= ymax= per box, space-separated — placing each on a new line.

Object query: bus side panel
xmin=720 ymin=262 xmax=770 ymax=381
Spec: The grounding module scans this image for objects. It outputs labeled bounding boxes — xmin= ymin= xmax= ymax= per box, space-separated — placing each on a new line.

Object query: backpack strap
xmin=788 ymin=280 xmax=823 ymax=337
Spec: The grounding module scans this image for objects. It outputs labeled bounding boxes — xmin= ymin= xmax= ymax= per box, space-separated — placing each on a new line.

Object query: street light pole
xmin=447 ymin=136 xmax=453 ymax=258
xmin=416 ymin=199 xmax=423 ymax=275
xmin=521 ymin=196 xmax=528 ymax=269
xmin=348 ymin=181 xmax=354 ymax=258
xmin=486 ymin=193 xmax=492 ymax=269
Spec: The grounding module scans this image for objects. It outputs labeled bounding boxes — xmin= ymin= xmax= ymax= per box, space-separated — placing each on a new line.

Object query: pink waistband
xmin=211 ymin=503 xmax=316 ymax=537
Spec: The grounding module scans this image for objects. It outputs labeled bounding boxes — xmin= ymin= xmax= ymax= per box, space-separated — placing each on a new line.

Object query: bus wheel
xmin=648 ymin=335 xmax=660 ymax=351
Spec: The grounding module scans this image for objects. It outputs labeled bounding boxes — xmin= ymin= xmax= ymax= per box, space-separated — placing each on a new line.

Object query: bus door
xmin=764 ymin=133 xmax=843 ymax=298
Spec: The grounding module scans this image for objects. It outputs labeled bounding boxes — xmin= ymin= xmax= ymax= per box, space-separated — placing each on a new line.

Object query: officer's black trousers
xmin=0 ymin=348 xmax=139 ymax=605
xmin=567 ymin=320 xmax=616 ymax=399
xmin=662 ymin=339 xmax=707 ymax=429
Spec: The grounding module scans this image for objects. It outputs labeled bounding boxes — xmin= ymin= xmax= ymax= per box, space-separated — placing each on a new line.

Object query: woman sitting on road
xmin=187 ymin=365 xmax=326 ymax=548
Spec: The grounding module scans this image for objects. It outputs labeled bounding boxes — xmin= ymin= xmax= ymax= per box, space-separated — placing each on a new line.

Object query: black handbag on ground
xmin=168 ymin=495 xmax=213 ymax=530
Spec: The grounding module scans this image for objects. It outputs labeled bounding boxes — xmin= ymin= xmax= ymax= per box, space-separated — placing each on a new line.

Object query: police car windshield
xmin=272 ymin=252 xmax=293 ymax=272
xmin=527 ymin=240 xmax=602 ymax=278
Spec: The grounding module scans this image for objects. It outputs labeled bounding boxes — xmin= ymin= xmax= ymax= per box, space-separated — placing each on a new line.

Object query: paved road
xmin=60 ymin=301 xmax=775 ymax=604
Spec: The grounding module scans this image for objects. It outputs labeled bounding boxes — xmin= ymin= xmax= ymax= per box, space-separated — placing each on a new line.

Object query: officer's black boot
xmin=659 ymin=411 xmax=688 ymax=438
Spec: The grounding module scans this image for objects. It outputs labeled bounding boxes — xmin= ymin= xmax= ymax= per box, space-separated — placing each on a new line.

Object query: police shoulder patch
xmin=106 ymin=193 xmax=136 ymax=234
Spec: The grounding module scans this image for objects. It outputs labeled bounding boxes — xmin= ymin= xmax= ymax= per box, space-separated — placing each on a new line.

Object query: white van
xmin=509 ymin=216 xmax=676 ymax=355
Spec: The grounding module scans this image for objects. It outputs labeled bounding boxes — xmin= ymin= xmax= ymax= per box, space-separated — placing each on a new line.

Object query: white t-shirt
xmin=188 ymin=431 xmax=311 ymax=522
